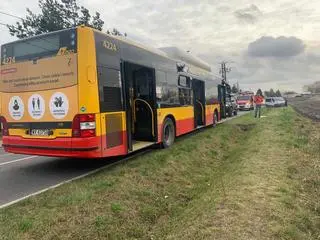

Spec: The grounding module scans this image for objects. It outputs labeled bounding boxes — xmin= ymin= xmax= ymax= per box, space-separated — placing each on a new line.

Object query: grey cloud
xmin=199 ymin=47 xmax=320 ymax=92
xmin=248 ymin=36 xmax=305 ymax=58
xmin=234 ymin=4 xmax=262 ymax=24
xmin=307 ymin=53 xmax=320 ymax=65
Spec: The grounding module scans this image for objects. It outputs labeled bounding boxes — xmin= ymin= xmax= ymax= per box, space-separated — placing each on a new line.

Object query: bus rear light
xmin=72 ymin=114 xmax=96 ymax=137
xmin=80 ymin=129 xmax=95 ymax=138
xmin=80 ymin=122 xmax=96 ymax=130
xmin=79 ymin=114 xmax=95 ymax=122
xmin=0 ymin=116 xmax=9 ymax=136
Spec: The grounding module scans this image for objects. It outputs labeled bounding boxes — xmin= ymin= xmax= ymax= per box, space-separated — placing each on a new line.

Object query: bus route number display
xmin=102 ymin=40 xmax=117 ymax=52
xmin=2 ymin=56 xmax=16 ymax=65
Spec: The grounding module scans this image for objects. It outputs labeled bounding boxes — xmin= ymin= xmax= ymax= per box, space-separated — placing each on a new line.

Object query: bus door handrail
xmin=133 ymin=98 xmax=155 ymax=137
xmin=196 ymin=99 xmax=205 ymax=124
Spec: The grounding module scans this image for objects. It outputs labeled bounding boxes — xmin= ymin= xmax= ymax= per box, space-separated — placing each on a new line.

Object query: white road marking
xmin=0 ymin=113 xmax=249 ymax=209
xmin=0 ymin=153 xmax=14 ymax=157
xmin=0 ymin=156 xmax=38 ymax=167
xmin=0 ymin=167 xmax=106 ymax=209
xmin=0 ymin=150 xmax=152 ymax=209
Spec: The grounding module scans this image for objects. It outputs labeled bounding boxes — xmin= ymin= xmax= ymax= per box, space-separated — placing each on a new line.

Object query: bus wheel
xmin=234 ymin=109 xmax=238 ymax=116
xmin=213 ymin=111 xmax=219 ymax=127
xmin=162 ymin=118 xmax=175 ymax=148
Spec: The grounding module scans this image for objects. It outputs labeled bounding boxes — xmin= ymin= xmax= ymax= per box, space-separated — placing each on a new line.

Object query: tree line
xmin=231 ymin=84 xmax=282 ymax=97
xmin=6 ymin=0 xmax=126 ymax=39
xmin=304 ymin=81 xmax=320 ymax=93
xmin=264 ymin=89 xmax=282 ymax=97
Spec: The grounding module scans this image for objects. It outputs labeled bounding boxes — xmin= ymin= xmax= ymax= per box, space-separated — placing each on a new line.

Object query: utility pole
xmin=219 ymin=62 xmax=231 ymax=85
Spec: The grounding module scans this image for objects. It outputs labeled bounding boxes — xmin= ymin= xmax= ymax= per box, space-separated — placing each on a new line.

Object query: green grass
xmin=0 ymin=107 xmax=319 ymax=240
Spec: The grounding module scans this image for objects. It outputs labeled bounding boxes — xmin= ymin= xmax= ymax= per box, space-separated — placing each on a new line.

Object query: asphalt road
xmin=0 ymin=111 xmax=249 ymax=208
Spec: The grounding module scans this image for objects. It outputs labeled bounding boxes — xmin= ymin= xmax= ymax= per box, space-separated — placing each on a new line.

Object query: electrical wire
xmin=0 ymin=10 xmax=61 ymax=49
xmin=0 ymin=11 xmax=23 ymax=20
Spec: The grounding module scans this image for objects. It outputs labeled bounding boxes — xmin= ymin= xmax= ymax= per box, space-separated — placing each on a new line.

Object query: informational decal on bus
xmin=28 ymin=94 xmax=45 ymax=120
xmin=2 ymin=86 xmax=77 ymax=122
xmin=49 ymin=92 xmax=69 ymax=119
xmin=8 ymin=96 xmax=24 ymax=120
xmin=0 ymin=54 xmax=77 ymax=93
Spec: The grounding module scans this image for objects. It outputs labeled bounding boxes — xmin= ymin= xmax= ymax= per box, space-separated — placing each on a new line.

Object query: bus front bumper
xmin=2 ymin=136 xmax=101 ymax=158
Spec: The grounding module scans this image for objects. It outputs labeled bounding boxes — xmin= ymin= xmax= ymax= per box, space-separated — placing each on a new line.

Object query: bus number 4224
xmin=2 ymin=56 xmax=16 ymax=65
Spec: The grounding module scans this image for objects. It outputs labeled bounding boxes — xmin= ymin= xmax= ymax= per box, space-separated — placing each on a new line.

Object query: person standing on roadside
xmin=254 ymin=89 xmax=264 ymax=118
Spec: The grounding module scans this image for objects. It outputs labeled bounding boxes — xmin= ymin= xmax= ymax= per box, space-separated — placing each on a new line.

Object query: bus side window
xmin=178 ymin=76 xmax=192 ymax=106
xmin=156 ymin=70 xmax=167 ymax=102
xmin=158 ymin=72 xmax=179 ymax=106
xmin=97 ymin=66 xmax=123 ymax=112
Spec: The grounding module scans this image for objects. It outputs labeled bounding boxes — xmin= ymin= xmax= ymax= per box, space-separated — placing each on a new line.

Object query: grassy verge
xmin=0 ymin=107 xmax=319 ymax=239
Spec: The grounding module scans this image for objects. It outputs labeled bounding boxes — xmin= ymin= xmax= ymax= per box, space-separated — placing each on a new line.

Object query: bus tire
xmin=234 ymin=109 xmax=238 ymax=116
xmin=213 ymin=111 xmax=219 ymax=127
xmin=161 ymin=118 xmax=175 ymax=148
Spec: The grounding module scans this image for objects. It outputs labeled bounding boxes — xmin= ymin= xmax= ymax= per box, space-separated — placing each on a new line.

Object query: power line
xmin=0 ymin=11 xmax=23 ymax=20
xmin=0 ymin=10 xmax=62 ymax=50
xmin=0 ymin=22 xmax=57 ymax=53
xmin=0 ymin=15 xmax=60 ymax=50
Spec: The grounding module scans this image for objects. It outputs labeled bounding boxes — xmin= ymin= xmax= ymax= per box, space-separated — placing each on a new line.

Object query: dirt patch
xmin=235 ymin=123 xmax=256 ymax=132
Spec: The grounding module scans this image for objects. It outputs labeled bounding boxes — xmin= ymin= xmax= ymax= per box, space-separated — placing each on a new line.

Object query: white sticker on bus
xmin=49 ymin=92 xmax=69 ymax=119
xmin=28 ymin=94 xmax=45 ymax=119
xmin=8 ymin=96 xmax=24 ymax=120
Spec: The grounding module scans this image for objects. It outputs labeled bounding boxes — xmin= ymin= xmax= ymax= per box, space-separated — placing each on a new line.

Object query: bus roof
xmin=90 ymin=27 xmax=212 ymax=78
xmin=159 ymin=47 xmax=211 ymax=72
xmin=1 ymin=25 xmax=214 ymax=80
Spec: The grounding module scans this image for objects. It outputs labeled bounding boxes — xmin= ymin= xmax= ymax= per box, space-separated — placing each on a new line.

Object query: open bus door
xmin=123 ymin=62 xmax=157 ymax=152
xmin=192 ymin=79 xmax=205 ymax=127
xmin=218 ymin=84 xmax=226 ymax=119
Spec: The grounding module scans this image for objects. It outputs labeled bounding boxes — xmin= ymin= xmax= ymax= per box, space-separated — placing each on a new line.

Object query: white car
xmin=265 ymin=97 xmax=286 ymax=107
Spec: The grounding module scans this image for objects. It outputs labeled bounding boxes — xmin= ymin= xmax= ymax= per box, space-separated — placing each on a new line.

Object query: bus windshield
xmin=0 ymin=28 xmax=78 ymax=93
xmin=1 ymin=28 xmax=77 ymax=64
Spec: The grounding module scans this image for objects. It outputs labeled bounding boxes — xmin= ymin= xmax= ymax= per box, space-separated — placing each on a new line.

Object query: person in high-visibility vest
xmin=254 ymin=89 xmax=264 ymax=118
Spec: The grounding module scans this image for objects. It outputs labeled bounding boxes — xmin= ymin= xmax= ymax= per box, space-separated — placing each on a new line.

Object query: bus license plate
xmin=30 ymin=129 xmax=50 ymax=136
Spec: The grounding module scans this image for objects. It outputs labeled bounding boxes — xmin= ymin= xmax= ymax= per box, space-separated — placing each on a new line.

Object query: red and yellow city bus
xmin=0 ymin=26 xmax=221 ymax=158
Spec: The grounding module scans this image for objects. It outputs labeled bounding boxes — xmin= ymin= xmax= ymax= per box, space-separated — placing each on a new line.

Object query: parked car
xmin=237 ymin=95 xmax=254 ymax=111
xmin=275 ymin=97 xmax=286 ymax=106
xmin=265 ymin=97 xmax=286 ymax=107
xmin=225 ymin=94 xmax=238 ymax=117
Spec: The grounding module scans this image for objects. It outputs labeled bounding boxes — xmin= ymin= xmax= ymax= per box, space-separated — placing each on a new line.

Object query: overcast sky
xmin=1 ymin=0 xmax=320 ymax=92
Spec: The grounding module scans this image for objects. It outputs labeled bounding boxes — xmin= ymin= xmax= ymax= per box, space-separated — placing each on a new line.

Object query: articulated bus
xmin=0 ymin=26 xmax=221 ymax=158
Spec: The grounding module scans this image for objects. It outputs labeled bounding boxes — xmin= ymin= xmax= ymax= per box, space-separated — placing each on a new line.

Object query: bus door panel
xmin=100 ymin=112 xmax=127 ymax=157
xmin=97 ymin=65 xmax=128 ymax=156
xmin=122 ymin=61 xmax=133 ymax=151
xmin=123 ymin=62 xmax=157 ymax=149
xmin=218 ymin=84 xmax=226 ymax=118
xmin=192 ymin=79 xmax=205 ymax=127
xmin=133 ymin=68 xmax=157 ymax=142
